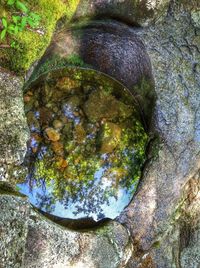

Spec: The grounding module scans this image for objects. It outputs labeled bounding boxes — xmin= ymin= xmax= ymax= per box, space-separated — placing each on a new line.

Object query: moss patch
xmin=28 ymin=54 xmax=91 ymax=82
xmin=65 ymin=0 xmax=80 ymax=20
xmin=0 ymin=0 xmax=81 ymax=72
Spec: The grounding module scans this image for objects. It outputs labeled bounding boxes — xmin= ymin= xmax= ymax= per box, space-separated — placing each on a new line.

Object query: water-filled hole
xmin=17 ymin=67 xmax=148 ymax=223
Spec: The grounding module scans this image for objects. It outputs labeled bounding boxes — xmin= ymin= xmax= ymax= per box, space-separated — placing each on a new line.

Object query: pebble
xmin=44 ymin=128 xmax=60 ymax=142
xmin=51 ymin=141 xmax=64 ymax=155
xmin=53 ymin=120 xmax=63 ymax=129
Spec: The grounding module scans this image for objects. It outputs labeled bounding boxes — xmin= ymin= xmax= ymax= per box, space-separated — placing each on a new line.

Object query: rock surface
xmin=119 ymin=3 xmax=200 ymax=267
xmin=41 ymin=20 xmax=156 ymax=126
xmin=0 ymin=194 xmax=30 ymax=268
xmin=0 ymin=68 xmax=29 ymax=180
xmin=23 ymin=210 xmax=132 ymax=268
xmin=0 ymin=1 xmax=200 ymax=268
xmin=73 ymin=0 xmax=171 ymax=26
xmin=0 ymin=68 xmax=29 ymax=165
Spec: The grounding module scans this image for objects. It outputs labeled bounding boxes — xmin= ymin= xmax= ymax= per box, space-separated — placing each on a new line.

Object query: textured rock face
xmin=23 ymin=211 xmax=131 ymax=268
xmin=0 ymin=1 xmax=200 ymax=268
xmin=73 ymin=0 xmax=170 ymax=26
xmin=119 ymin=4 xmax=200 ymax=267
xmin=0 ymin=191 xmax=131 ymax=268
xmin=45 ymin=21 xmax=153 ymax=87
xmin=42 ymin=20 xmax=156 ymax=126
xmin=0 ymin=194 xmax=30 ymax=268
xmin=0 ymin=68 xmax=29 ymax=181
xmin=180 ymin=173 xmax=200 ymax=268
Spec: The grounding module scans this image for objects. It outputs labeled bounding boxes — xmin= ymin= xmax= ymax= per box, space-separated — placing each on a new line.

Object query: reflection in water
xmin=17 ymin=68 xmax=148 ymax=221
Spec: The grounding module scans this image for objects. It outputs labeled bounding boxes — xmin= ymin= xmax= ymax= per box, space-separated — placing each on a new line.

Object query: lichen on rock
xmin=0 ymin=68 xmax=29 ymax=168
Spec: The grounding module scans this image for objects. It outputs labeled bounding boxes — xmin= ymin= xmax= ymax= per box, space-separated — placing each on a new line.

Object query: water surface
xmin=17 ymin=68 xmax=148 ymax=221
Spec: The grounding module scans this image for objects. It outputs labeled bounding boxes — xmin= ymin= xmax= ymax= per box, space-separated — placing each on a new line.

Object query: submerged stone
xmin=17 ymin=68 xmax=148 ymax=221
xmin=44 ymin=128 xmax=61 ymax=142
xmin=99 ymin=122 xmax=122 ymax=154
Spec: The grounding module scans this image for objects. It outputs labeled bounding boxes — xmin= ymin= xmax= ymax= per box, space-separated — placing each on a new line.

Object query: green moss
xmin=8 ymin=0 xmax=65 ymax=72
xmin=95 ymin=223 xmax=113 ymax=236
xmin=65 ymin=0 xmax=80 ymax=20
xmin=29 ymin=54 xmax=91 ymax=81
xmin=66 ymin=53 xmax=86 ymax=66
xmin=152 ymin=241 xmax=161 ymax=249
xmin=150 ymin=135 xmax=161 ymax=160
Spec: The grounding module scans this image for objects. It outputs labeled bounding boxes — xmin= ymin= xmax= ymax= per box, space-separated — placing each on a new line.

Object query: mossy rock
xmin=0 ymin=0 xmax=80 ymax=72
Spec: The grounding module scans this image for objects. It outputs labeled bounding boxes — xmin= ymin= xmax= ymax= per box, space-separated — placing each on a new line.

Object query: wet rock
xmin=99 ymin=122 xmax=122 ymax=153
xmin=84 ymin=89 xmax=132 ymax=122
xmin=41 ymin=20 xmax=156 ymax=125
xmin=56 ymin=76 xmax=81 ymax=91
xmin=38 ymin=107 xmax=53 ymax=126
xmin=51 ymin=141 xmax=64 ymax=156
xmin=74 ymin=124 xmax=86 ymax=143
xmin=66 ymin=95 xmax=82 ymax=108
xmin=52 ymin=119 xmax=63 ymax=129
xmin=44 ymin=127 xmax=60 ymax=142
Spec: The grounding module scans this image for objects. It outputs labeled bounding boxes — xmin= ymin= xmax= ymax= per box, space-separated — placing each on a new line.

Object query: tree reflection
xmin=19 ymin=69 xmax=148 ymax=220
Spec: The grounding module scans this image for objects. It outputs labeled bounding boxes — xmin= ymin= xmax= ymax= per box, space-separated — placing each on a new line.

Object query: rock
xmin=181 ymin=222 xmax=200 ymax=268
xmin=84 ymin=90 xmax=132 ymax=122
xmin=74 ymin=124 xmax=86 ymax=143
xmin=65 ymin=95 xmax=82 ymax=108
xmin=38 ymin=107 xmax=53 ymax=126
xmin=119 ymin=6 xmax=200 ymax=267
xmin=0 ymin=193 xmax=30 ymax=268
xmin=23 ymin=210 xmax=132 ymax=268
xmin=73 ymin=0 xmax=170 ymax=26
xmin=52 ymin=119 xmax=63 ymax=129
xmin=1 ymin=2 xmax=200 ymax=268
xmin=56 ymin=76 xmax=81 ymax=91
xmin=44 ymin=127 xmax=60 ymax=141
xmin=41 ymin=20 xmax=156 ymax=125
xmin=51 ymin=141 xmax=64 ymax=155
xmin=0 ymin=191 xmax=131 ymax=268
xmin=99 ymin=122 xmax=122 ymax=153
xmin=191 ymin=10 xmax=200 ymax=28
xmin=0 ymin=68 xmax=29 ymax=169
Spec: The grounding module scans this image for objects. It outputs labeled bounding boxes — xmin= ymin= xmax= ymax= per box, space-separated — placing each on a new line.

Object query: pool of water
xmin=17 ymin=68 xmax=148 ymax=221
